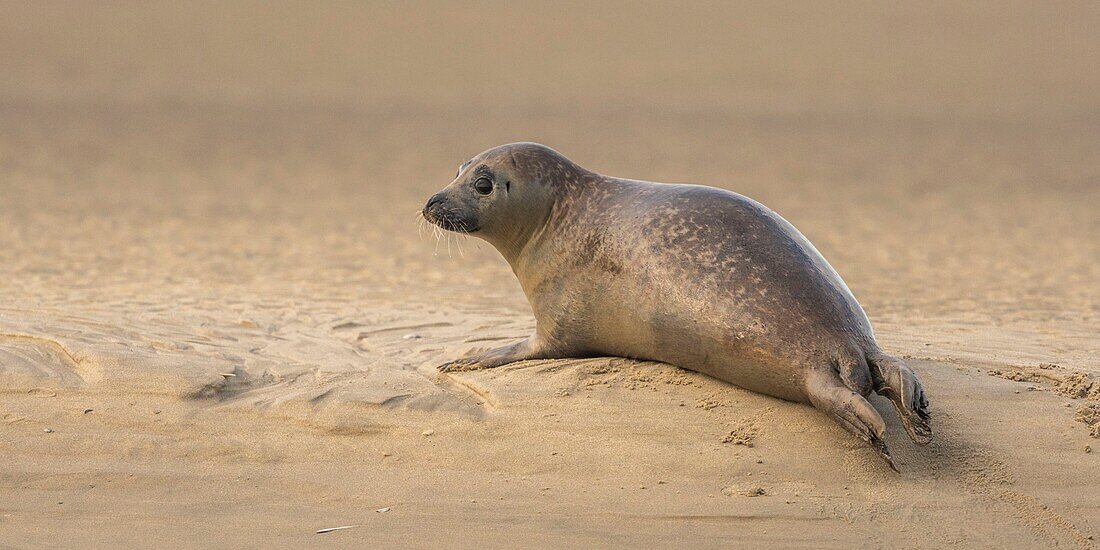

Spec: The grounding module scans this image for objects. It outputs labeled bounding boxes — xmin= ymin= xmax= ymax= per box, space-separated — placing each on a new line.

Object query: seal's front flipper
xmin=868 ymin=351 xmax=932 ymax=446
xmin=805 ymin=368 xmax=897 ymax=472
xmin=437 ymin=356 xmax=488 ymax=373
xmin=438 ymin=336 xmax=560 ymax=373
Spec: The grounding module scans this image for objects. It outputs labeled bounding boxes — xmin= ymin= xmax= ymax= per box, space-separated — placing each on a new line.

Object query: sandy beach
xmin=1 ymin=2 xmax=1098 ymax=547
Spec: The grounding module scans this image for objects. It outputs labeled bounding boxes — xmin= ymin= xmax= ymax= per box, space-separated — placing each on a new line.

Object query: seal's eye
xmin=473 ymin=177 xmax=493 ymax=195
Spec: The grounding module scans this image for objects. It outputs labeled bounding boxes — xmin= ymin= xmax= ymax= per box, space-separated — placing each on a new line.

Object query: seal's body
xmin=423 ymin=143 xmax=931 ymax=468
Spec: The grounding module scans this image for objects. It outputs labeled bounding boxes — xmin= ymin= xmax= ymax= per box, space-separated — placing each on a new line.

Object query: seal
xmin=422 ymin=142 xmax=932 ymax=469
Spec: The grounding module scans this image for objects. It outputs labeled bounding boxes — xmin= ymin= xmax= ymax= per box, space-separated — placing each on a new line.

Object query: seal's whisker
xmin=431 ymin=223 xmax=443 ymax=255
xmin=452 ymin=219 xmax=470 ymax=257
xmin=454 ymin=229 xmax=466 ymax=257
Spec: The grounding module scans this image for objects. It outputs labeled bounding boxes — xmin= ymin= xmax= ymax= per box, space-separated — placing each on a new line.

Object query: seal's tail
xmin=867 ymin=350 xmax=933 ymax=445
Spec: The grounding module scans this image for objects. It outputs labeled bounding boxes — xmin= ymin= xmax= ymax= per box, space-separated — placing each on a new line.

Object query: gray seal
xmin=422 ymin=142 xmax=931 ymax=469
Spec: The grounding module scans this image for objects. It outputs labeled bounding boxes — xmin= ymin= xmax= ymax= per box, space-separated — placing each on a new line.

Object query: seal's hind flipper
xmin=868 ymin=351 xmax=933 ymax=446
xmin=805 ymin=368 xmax=898 ymax=472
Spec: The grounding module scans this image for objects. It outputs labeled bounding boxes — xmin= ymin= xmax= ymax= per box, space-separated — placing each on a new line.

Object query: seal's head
xmin=422 ymin=142 xmax=586 ymax=252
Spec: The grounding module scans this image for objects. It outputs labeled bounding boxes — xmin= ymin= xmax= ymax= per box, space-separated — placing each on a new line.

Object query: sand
xmin=1 ymin=2 xmax=1098 ymax=548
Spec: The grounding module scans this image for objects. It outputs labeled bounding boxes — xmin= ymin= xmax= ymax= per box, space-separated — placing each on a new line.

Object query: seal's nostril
xmin=425 ymin=194 xmax=444 ymax=212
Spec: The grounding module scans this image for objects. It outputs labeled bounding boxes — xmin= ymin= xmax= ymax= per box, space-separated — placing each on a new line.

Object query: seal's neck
xmin=493 ymin=174 xmax=609 ymax=309
xmin=490 ymin=195 xmax=557 ymax=268
xmin=495 ymin=209 xmax=560 ymax=315
xmin=491 ymin=163 xmax=595 ymax=263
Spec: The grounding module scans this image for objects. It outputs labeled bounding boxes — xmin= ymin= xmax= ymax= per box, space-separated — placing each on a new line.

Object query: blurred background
xmin=1 ymin=1 xmax=1097 ymax=368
